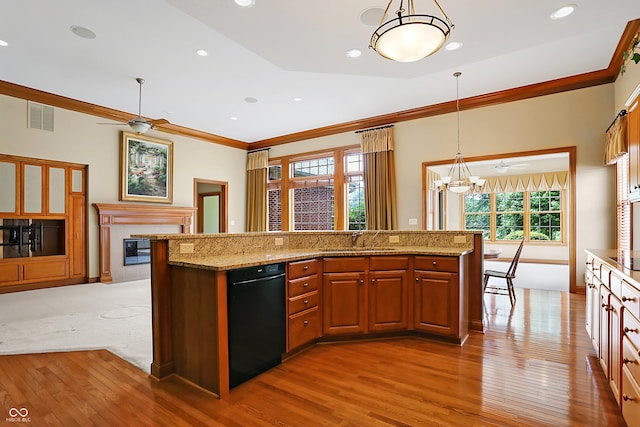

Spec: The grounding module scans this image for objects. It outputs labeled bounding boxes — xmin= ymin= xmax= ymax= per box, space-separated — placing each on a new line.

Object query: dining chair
xmin=483 ymin=239 xmax=525 ymax=305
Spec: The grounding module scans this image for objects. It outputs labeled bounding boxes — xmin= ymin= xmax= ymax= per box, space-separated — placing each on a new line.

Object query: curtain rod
xmin=247 ymin=147 xmax=270 ymax=153
xmin=606 ymin=109 xmax=627 ymax=133
xmin=354 ymin=124 xmax=394 ymax=134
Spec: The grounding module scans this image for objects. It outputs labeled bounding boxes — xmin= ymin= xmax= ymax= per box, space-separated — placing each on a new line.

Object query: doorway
xmin=194 ymin=179 xmax=228 ymax=233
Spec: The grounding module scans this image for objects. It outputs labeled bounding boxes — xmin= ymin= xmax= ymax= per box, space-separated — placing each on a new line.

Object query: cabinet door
xmin=610 ymin=295 xmax=623 ymax=405
xmin=414 ymin=270 xmax=459 ymax=338
xmin=587 ymin=276 xmax=601 ymax=356
xmin=369 ymin=270 xmax=409 ymax=332
xmin=629 ymin=103 xmax=640 ymax=194
xmin=0 ymin=160 xmax=18 ymax=214
xmin=599 ymin=286 xmax=611 ymax=378
xmin=585 ymin=269 xmax=595 ymax=339
xmin=22 ymin=163 xmax=43 ymax=214
xmin=323 ymin=272 xmax=366 ymax=336
xmin=70 ymin=194 xmax=86 ymax=279
xmin=48 ymin=166 xmax=66 ymax=214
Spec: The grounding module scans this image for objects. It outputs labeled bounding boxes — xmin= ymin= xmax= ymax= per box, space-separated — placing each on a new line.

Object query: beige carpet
xmin=0 ymin=279 xmax=151 ymax=372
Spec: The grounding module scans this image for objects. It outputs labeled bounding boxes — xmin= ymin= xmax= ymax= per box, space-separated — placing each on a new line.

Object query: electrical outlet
xmin=408 ymin=218 xmax=418 ymax=225
xmin=275 ymin=237 xmax=284 ymax=246
xmin=180 ymin=243 xmax=195 ymax=254
xmin=454 ymin=235 xmax=466 ymax=244
xmin=389 ymin=235 xmax=400 ymax=243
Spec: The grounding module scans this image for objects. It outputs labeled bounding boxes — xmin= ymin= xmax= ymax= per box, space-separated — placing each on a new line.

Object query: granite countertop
xmin=585 ymin=248 xmax=640 ymax=285
xmin=169 ymin=246 xmax=474 ymax=271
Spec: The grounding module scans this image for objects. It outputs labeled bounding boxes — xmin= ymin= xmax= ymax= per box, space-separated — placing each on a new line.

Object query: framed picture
xmin=120 ymin=132 xmax=173 ymax=203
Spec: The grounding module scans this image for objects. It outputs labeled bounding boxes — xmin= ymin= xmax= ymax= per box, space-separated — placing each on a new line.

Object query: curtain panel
xmin=360 ymin=127 xmax=398 ymax=230
xmin=245 ymin=150 xmax=269 ymax=232
xmin=604 ymin=113 xmax=628 ymax=165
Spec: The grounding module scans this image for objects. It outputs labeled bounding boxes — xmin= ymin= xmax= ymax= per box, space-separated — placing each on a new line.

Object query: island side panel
xmin=150 ymin=239 xmax=174 ymax=379
xmin=468 ymin=234 xmax=485 ymax=332
xmin=170 ymin=265 xmax=225 ymax=396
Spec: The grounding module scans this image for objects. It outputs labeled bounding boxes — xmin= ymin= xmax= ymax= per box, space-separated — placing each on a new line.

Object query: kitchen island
xmin=138 ymin=230 xmax=484 ymax=397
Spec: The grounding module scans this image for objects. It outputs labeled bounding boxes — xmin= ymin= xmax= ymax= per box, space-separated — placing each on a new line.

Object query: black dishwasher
xmin=227 ymin=262 xmax=286 ymax=388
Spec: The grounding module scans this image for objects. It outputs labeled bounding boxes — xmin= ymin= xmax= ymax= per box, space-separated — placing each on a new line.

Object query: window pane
xmin=268 ymin=165 xmax=281 ymax=181
xmin=465 ymin=213 xmax=490 ymax=240
xmin=496 ymin=192 xmax=524 ymax=211
xmin=496 ymin=213 xmax=524 ymax=240
xmin=465 ymin=193 xmax=490 ymax=212
xmin=347 ymin=177 xmax=365 ymax=230
xmin=293 ymin=186 xmax=335 ymax=230
xmin=529 ymin=191 xmax=561 ymax=241
xmin=292 ymin=156 xmax=334 ymax=178
xmin=345 ymin=153 xmax=363 ymax=173
xmin=268 ymin=189 xmax=282 ymax=231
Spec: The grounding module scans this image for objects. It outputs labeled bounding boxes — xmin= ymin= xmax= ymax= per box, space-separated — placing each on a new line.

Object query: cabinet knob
xmin=623 ymin=394 xmax=635 ymax=402
xmin=622 ymin=296 xmax=637 ymax=302
xmin=623 ymin=357 xmax=633 ymax=365
xmin=359 ymin=279 xmax=364 ymax=284
xmin=303 ymin=320 xmax=309 ymax=325
xmin=371 ymin=279 xmax=376 ymax=284
xmin=624 ymin=327 xmax=639 ymax=334
xmin=415 ymin=277 xmax=419 ymax=282
xmin=303 ymin=265 xmax=309 ymax=271
xmin=303 ymin=282 xmax=309 ymax=287
xmin=432 ymin=261 xmax=437 ymax=266
xmin=303 ymin=299 xmax=309 ymax=304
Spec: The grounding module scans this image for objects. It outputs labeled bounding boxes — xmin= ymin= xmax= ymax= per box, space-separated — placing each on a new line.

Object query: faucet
xmin=351 ymin=231 xmax=363 ymax=247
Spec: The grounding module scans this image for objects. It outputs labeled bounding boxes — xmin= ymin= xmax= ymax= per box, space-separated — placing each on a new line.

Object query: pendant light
xmin=434 ymin=72 xmax=484 ymax=194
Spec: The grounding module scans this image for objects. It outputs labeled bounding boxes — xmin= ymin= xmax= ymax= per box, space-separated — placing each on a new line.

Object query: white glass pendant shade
xmin=374 ymin=19 xmax=447 ymax=62
xmin=129 ymin=118 xmax=151 ymax=134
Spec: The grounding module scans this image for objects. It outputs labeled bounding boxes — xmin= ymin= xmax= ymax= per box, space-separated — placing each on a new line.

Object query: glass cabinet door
xmin=0 ymin=161 xmax=17 ymax=214
xmin=48 ymin=167 xmax=66 ymax=214
xmin=23 ymin=164 xmax=43 ymax=214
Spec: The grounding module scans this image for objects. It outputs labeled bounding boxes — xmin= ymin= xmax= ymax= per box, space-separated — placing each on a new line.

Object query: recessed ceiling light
xmin=234 ymin=0 xmax=255 ymax=7
xmin=70 ymin=25 xmax=96 ymax=39
xmin=196 ymin=49 xmax=208 ymax=57
xmin=231 ymin=116 xmax=239 ymax=121
xmin=550 ymin=4 xmax=577 ymax=20
xmin=360 ymin=7 xmax=385 ymax=26
xmin=346 ymin=49 xmax=362 ymax=58
xmin=293 ymin=97 xmax=303 ymax=102
xmin=0 ymin=40 xmax=8 ymax=47
xmin=244 ymin=97 xmax=258 ymax=104
xmin=445 ymin=42 xmax=463 ymax=51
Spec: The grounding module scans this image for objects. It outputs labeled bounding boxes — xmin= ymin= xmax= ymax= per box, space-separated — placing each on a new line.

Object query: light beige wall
xmin=0 ymin=94 xmax=247 ymax=279
xmin=270 ymin=84 xmax=617 ymax=281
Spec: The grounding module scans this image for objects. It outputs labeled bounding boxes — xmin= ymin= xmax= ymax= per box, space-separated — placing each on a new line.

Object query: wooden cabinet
xmin=0 ymin=154 xmax=87 ymax=291
xmin=368 ymin=256 xmax=409 ymax=333
xmin=322 ymin=257 xmax=367 ymax=336
xmin=287 ymin=258 xmax=321 ymax=351
xmin=610 ymin=292 xmax=623 ymax=404
xmin=414 ymin=255 xmax=465 ymax=342
xmin=629 ymin=98 xmax=640 ymax=196
xmin=585 ymin=259 xmax=601 ymax=354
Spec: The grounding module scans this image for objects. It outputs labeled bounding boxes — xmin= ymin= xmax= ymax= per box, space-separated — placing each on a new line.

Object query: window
xmin=529 ymin=191 xmax=561 ymax=240
xmin=267 ymin=164 xmax=282 ymax=231
xmin=617 ymin=154 xmax=631 ymax=251
xmin=464 ymin=193 xmax=490 ymax=239
xmin=464 ymin=190 xmax=565 ymax=242
xmin=495 ymin=192 xmax=524 ymax=240
xmin=290 ymin=155 xmax=335 ymax=231
xmin=345 ymin=152 xmax=365 ymax=230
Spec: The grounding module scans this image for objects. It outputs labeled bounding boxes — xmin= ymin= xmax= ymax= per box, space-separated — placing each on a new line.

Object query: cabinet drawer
xmin=288 ymin=258 xmax=320 ymax=280
xmin=622 ymin=366 xmax=640 ymax=427
xmin=414 ymin=256 xmax=458 ymax=273
xmin=610 ymin=272 xmax=623 ymax=300
xmin=370 ymin=256 xmax=409 ymax=271
xmin=289 ymin=307 xmax=321 ymax=350
xmin=288 ymin=274 xmax=319 ymax=298
xmin=625 ymin=310 xmax=640 ymax=351
xmin=324 ymin=257 xmax=367 ymax=273
xmin=289 ymin=290 xmax=319 ymax=315
xmin=601 ymin=265 xmax=611 ymax=289
xmin=622 ymin=281 xmax=640 ymax=319
xmin=23 ymin=259 xmax=67 ymax=281
xmin=623 ymin=337 xmax=640 ymax=386
xmin=0 ymin=263 xmax=21 ymax=283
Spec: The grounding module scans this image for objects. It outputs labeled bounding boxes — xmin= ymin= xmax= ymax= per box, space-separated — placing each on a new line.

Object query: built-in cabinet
xmin=628 ymin=93 xmax=640 ymax=197
xmin=322 ymin=257 xmax=367 ymax=336
xmin=287 ymin=258 xmax=322 ymax=351
xmin=585 ymin=250 xmax=640 ymax=427
xmin=0 ymin=154 xmax=87 ymax=291
xmin=369 ymin=256 xmax=410 ymax=332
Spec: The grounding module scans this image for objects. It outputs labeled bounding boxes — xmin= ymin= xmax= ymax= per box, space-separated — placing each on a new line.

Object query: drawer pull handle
xmin=303 ymin=265 xmax=309 ymax=271
xmin=303 ymin=283 xmax=309 ymax=287
xmin=622 ymin=296 xmax=637 ymax=302
xmin=624 ymin=327 xmax=639 ymax=334
xmin=602 ymin=303 xmax=610 ymax=311
xmin=623 ymin=357 xmax=633 ymax=364
xmin=303 ymin=299 xmax=309 ymax=304
xmin=303 ymin=320 xmax=309 ymax=325
xmin=622 ymin=394 xmax=635 ymax=402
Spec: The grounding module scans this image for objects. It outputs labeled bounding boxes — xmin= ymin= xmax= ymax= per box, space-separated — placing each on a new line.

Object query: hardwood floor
xmin=0 ymin=288 xmax=625 ymax=426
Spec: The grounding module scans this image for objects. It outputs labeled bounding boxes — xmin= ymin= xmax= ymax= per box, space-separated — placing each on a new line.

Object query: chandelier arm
xmin=432 ymin=0 xmax=454 ymax=28
xmin=379 ymin=0 xmax=395 ymax=26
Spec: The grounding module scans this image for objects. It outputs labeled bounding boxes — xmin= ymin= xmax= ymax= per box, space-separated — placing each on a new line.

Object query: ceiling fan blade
xmin=150 ymin=118 xmax=169 ymax=126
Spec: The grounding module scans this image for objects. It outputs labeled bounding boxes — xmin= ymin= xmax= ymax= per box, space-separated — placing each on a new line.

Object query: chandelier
xmin=435 ymin=72 xmax=484 ymax=194
xmin=370 ymin=0 xmax=454 ymax=62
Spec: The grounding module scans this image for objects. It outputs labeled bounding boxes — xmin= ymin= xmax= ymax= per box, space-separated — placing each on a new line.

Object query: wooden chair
xmin=483 ymin=239 xmax=525 ymax=305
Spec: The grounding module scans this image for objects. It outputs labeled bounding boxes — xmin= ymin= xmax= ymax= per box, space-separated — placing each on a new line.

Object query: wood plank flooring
xmin=0 ymin=289 xmax=626 ymax=426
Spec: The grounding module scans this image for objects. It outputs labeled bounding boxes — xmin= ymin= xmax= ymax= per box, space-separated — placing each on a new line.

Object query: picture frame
xmin=120 ymin=132 xmax=173 ymax=203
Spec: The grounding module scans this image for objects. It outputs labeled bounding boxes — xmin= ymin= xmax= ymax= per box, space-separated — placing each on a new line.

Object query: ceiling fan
xmin=98 ymin=77 xmax=169 ymax=134
xmin=494 ymin=160 xmax=528 ymax=174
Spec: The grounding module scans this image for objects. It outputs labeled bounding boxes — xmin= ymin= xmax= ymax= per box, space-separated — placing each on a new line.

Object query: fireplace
xmin=123 ymin=238 xmax=151 ymax=266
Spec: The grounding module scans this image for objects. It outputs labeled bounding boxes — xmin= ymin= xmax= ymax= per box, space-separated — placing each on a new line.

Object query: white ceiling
xmin=1 ymin=1 xmax=638 ymax=143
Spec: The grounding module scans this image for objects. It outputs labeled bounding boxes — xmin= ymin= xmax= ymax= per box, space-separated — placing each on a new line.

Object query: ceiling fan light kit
xmin=370 ymin=0 xmax=453 ymax=62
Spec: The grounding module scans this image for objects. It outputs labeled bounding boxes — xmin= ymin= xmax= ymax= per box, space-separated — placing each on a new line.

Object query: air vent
xmin=28 ymin=101 xmax=54 ymax=131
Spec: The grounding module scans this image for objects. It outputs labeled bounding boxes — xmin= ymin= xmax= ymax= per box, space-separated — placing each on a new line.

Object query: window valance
xmin=479 ymin=171 xmax=569 ymax=193
xmin=247 ymin=150 xmax=269 ymax=171
xmin=604 ymin=112 xmax=628 ymax=165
